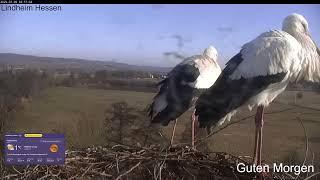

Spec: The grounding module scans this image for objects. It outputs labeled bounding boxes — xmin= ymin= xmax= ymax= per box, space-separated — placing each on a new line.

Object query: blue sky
xmin=0 ymin=4 xmax=319 ymax=67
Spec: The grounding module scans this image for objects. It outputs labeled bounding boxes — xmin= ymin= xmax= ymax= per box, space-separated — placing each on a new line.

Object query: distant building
xmin=53 ymin=71 xmax=71 ymax=78
xmin=161 ymin=75 xmax=167 ymax=79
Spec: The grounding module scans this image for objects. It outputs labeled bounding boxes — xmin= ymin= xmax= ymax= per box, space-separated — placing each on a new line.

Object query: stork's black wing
xmin=195 ymin=52 xmax=287 ymax=131
xmin=148 ymin=63 xmax=200 ymax=126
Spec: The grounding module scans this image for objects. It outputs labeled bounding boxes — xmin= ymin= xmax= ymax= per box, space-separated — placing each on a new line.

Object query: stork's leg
xmin=170 ymin=119 xmax=178 ymax=145
xmin=253 ymin=105 xmax=265 ymax=180
xmin=253 ymin=127 xmax=260 ymax=165
xmin=253 ymin=105 xmax=265 ymax=165
xmin=257 ymin=121 xmax=264 ymax=165
xmin=191 ymin=109 xmax=197 ymax=150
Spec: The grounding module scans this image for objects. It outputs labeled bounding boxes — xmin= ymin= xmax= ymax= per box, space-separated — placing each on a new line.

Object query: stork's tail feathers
xmin=204 ymin=110 xmax=237 ymax=134
xmin=195 ymin=78 xmax=241 ymax=131
xmin=147 ymin=102 xmax=154 ymax=120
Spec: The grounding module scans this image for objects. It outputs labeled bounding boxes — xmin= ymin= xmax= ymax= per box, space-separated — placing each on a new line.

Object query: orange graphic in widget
xmin=49 ymin=144 xmax=58 ymax=153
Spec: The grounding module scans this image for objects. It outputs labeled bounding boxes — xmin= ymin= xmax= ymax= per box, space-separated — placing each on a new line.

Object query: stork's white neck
xmin=284 ymin=29 xmax=320 ymax=83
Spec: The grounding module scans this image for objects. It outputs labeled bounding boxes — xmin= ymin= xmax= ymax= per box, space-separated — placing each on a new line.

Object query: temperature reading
xmin=6 ymin=144 xmax=22 ymax=151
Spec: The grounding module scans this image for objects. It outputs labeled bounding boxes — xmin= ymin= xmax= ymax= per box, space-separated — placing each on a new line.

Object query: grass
xmin=7 ymin=87 xmax=153 ymax=148
xmin=6 ymin=87 xmax=320 ymax=167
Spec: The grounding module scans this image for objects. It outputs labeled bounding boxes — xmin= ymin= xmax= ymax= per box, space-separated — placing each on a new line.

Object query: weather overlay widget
xmin=4 ymin=133 xmax=65 ymax=165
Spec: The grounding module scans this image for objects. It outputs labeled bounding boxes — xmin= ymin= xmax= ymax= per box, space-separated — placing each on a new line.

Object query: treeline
xmin=56 ymin=70 xmax=165 ymax=92
xmin=93 ymin=70 xmax=165 ymax=80
xmin=53 ymin=69 xmax=320 ymax=93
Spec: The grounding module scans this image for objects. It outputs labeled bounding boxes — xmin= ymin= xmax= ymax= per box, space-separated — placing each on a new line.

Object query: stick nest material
xmin=1 ymin=144 xmax=300 ymax=180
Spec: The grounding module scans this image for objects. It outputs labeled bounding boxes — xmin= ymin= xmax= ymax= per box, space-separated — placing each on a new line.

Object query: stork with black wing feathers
xmin=148 ymin=46 xmax=221 ymax=149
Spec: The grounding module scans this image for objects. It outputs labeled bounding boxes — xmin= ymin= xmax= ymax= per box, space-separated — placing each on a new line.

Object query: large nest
xmin=1 ymin=144 xmax=302 ymax=180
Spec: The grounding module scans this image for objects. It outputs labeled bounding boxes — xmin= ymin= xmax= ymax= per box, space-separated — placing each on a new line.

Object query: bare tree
xmin=105 ymin=101 xmax=166 ymax=147
xmin=105 ymin=102 xmax=138 ymax=143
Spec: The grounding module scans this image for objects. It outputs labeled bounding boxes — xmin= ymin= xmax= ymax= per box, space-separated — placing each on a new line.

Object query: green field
xmin=7 ymin=87 xmax=320 ymax=166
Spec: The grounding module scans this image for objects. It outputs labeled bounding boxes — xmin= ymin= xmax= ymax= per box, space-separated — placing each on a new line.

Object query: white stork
xmin=148 ymin=46 xmax=222 ymax=148
xmin=195 ymin=13 xmax=320 ymax=168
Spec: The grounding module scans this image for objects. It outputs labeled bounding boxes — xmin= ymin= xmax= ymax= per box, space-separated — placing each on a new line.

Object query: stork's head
xmin=282 ymin=13 xmax=319 ymax=55
xmin=283 ymin=13 xmax=320 ymax=82
xmin=282 ymin=13 xmax=309 ymax=35
xmin=203 ymin=45 xmax=218 ymax=61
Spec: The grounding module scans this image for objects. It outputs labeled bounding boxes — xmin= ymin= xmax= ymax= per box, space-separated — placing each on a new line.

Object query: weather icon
xmin=7 ymin=144 xmax=14 ymax=151
xmin=49 ymin=144 xmax=58 ymax=153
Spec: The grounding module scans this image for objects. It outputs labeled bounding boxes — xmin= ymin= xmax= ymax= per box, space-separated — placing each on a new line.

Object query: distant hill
xmin=0 ymin=53 xmax=172 ymax=73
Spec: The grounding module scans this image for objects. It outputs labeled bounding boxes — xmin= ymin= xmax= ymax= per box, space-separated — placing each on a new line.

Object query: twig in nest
xmin=116 ymin=154 xmax=120 ymax=174
xmin=38 ymin=174 xmax=51 ymax=180
xmin=158 ymin=149 xmax=168 ymax=180
xmin=304 ymin=172 xmax=320 ymax=180
xmin=295 ymin=117 xmax=308 ymax=180
xmin=4 ymin=174 xmax=18 ymax=179
xmin=12 ymin=166 xmax=23 ymax=175
xmin=308 ymin=152 xmax=315 ymax=177
xmin=81 ymin=163 xmax=94 ymax=178
xmin=183 ymin=167 xmax=196 ymax=180
xmin=88 ymin=169 xmax=112 ymax=177
xmin=115 ymin=161 xmax=141 ymax=180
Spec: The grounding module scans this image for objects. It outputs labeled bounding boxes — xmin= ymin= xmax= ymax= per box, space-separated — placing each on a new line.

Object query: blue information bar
xmin=4 ymin=133 xmax=65 ymax=165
